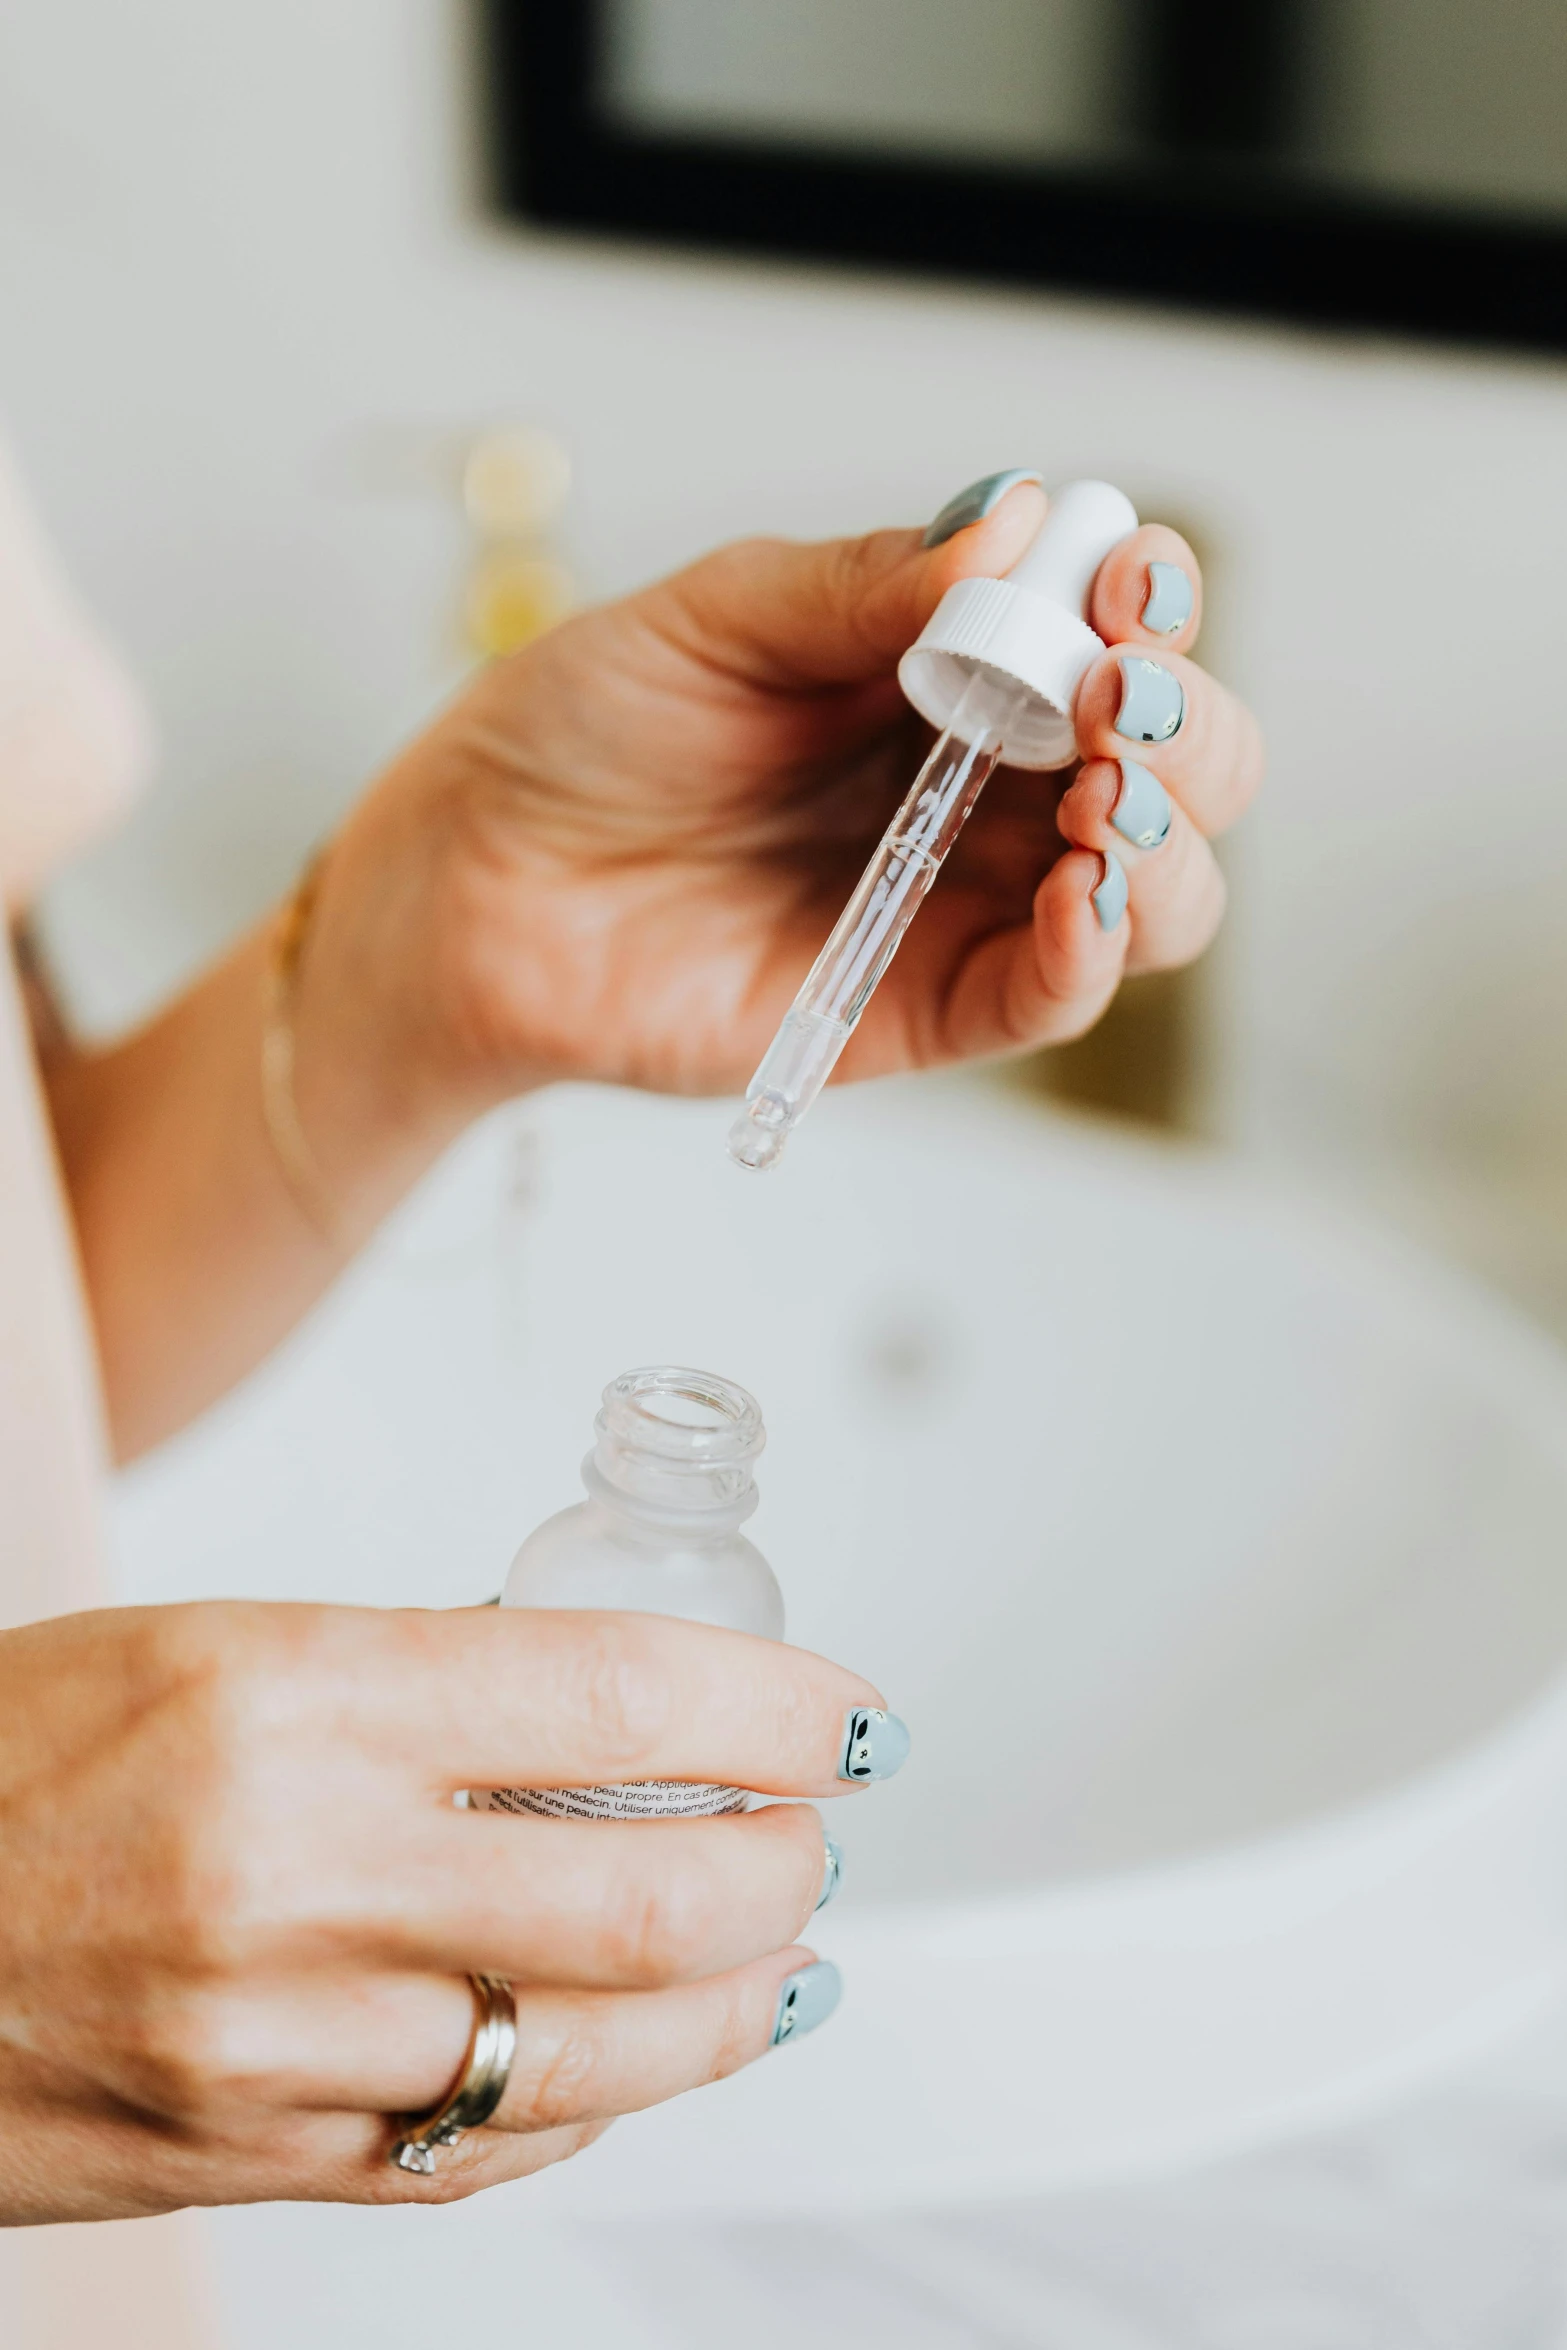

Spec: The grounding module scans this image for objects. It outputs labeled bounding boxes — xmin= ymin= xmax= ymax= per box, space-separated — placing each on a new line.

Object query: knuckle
xmin=168 ymin=1845 xmax=276 ymax=1980
xmin=758 ymin=1803 xmax=831 ymax=1931
xmin=831 ymin=528 xmax=895 ymax=593
xmin=703 ymin=1980 xmax=761 ymax=2088
xmin=152 ymin=1604 xmax=317 ymax=1778
xmin=141 ymin=1608 xmax=333 ymax=1977
xmin=561 ymin=1619 xmax=671 ymax=1773
xmin=723 ymin=532 xmax=785 ymax=570
xmin=116 ymin=1989 xmax=242 ymax=2119
xmin=517 ymin=2018 xmax=602 ymax=2133
xmin=820 ymin=535 xmax=871 ymax=623
xmin=828 ymin=531 xmax=907 ymax=638
xmin=680 ymin=535 xmax=781 ymax=621
xmin=704 ymin=532 xmax=778 ymax=573
xmin=600 ymin=1857 xmax=718 ymax=1983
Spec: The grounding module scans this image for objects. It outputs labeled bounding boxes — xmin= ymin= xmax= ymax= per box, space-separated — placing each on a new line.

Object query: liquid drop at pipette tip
xmin=727 ymin=1095 xmax=793 ymax=1173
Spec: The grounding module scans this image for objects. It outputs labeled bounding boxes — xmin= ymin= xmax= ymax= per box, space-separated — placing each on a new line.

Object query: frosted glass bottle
xmin=482 ymin=1365 xmax=782 ymax=1821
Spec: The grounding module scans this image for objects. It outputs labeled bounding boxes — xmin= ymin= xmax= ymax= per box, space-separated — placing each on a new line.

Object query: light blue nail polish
xmin=1116 ymin=656 xmax=1184 ymax=746
xmin=772 ymin=1960 xmax=842 ymax=2048
xmin=1142 ymin=561 xmax=1194 ymax=635
xmin=1093 ymin=851 xmax=1129 ymax=931
xmin=923 ymin=468 xmax=1042 ymax=549
xmin=838 ymin=1707 xmax=911 ymax=1783
xmin=816 ymin=1834 xmax=844 ymax=1912
xmin=1111 ymin=759 xmax=1172 ymax=850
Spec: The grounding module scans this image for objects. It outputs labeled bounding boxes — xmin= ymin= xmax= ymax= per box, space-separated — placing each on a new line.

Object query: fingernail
xmin=1093 ymin=851 xmax=1129 ymax=931
xmin=1142 ymin=561 xmax=1194 ymax=635
xmin=815 ymin=1833 xmax=844 ymax=1912
xmin=1111 ymin=759 xmax=1172 ymax=850
xmin=838 ymin=1706 xmax=911 ymax=1783
xmin=923 ymin=468 xmax=1042 ymax=549
xmin=772 ymin=1959 xmax=842 ymax=2048
xmin=1116 ymin=656 xmax=1184 ymax=746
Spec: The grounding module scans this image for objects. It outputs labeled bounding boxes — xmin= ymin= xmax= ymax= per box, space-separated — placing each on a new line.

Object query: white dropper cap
xmin=897 ymin=479 xmax=1139 ymax=769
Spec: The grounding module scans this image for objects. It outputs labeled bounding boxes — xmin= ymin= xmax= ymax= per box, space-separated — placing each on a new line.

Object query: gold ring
xmin=390 ymin=1975 xmax=517 ymax=2174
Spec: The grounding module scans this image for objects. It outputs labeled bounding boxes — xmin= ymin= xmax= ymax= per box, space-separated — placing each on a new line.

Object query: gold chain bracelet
xmin=260 ymin=847 xmax=338 ymax=1242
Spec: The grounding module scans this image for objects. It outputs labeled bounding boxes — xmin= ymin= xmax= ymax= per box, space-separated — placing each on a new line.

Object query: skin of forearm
xmin=44 ymin=836 xmax=488 ymax=1460
xmin=49 ymin=932 xmax=361 ymax=1458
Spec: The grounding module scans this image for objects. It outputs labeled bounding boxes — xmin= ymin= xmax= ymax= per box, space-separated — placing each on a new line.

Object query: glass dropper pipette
xmin=726 ymin=672 xmax=1025 ymax=1172
xmin=726 ymin=477 xmax=1140 ymax=1173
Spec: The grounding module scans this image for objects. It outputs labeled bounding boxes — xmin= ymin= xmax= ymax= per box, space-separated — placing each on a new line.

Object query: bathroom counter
xmin=203 ymin=1986 xmax=1567 ymax=2348
xmin=600 ymin=1991 xmax=1567 ymax=2346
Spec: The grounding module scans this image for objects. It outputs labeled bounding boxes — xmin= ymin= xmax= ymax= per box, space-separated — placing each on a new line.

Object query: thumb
xmin=651 ymin=479 xmax=1049 ymax=691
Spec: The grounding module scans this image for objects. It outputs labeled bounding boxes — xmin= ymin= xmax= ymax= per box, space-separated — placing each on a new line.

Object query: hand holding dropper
xmin=727 ymin=479 xmax=1140 ymax=1171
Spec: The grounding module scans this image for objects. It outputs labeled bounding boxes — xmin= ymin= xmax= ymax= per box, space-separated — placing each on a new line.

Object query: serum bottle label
xmin=481 ymin=1780 xmax=749 ymax=1821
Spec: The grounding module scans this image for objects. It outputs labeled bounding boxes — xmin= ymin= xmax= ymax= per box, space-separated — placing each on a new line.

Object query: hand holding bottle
xmin=0 ymin=1601 xmax=898 ymax=2222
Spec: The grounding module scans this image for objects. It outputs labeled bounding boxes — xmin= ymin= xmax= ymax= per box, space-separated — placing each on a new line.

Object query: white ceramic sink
xmin=113 ymin=1076 xmax=1567 ymax=2213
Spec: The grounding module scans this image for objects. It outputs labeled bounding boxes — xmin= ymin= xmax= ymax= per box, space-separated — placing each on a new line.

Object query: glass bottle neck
xmin=582 ymin=1365 xmax=763 ymax=1535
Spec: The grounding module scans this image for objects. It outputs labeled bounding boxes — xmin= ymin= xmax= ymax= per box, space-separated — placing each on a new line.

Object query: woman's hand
xmin=0 ymin=1601 xmax=883 ymax=2221
xmin=307 ymin=478 xmax=1262 ymax=1134
xmin=45 ymin=479 xmax=1263 ymax=1455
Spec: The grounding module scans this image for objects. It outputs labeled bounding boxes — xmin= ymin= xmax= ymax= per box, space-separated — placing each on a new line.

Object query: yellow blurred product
xmin=464 ymin=546 xmax=576 ymax=658
xmin=460 ymin=424 xmax=575 ymax=656
xmin=461 ymin=425 xmax=572 ymax=540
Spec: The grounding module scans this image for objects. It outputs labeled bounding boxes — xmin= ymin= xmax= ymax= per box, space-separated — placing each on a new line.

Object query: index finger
xmin=344 ymin=1608 xmax=896 ymax=1798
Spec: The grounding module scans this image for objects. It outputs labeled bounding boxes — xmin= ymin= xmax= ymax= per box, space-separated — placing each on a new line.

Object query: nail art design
xmin=923 ymin=468 xmax=1043 ymax=549
xmin=1111 ymin=759 xmax=1172 ymax=850
xmin=1116 ymin=657 xmax=1184 ymax=746
xmin=772 ymin=1960 xmax=843 ymax=2048
xmin=838 ymin=1707 xmax=912 ymax=1783
xmin=1093 ymin=851 xmax=1129 ymax=932
xmin=816 ymin=1834 xmax=844 ymax=1912
xmin=1142 ymin=561 xmax=1194 ymax=635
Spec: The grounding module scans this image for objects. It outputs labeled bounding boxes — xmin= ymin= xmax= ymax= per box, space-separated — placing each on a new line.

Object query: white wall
xmin=3 ymin=0 xmax=1567 ymax=1302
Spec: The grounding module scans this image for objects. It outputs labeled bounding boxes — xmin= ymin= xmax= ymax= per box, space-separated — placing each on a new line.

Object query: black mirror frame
xmin=482 ymin=1 xmax=1567 ymax=357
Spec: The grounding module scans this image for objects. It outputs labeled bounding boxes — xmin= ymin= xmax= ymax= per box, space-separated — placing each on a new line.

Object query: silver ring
xmin=390 ymin=1974 xmax=517 ymax=2174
